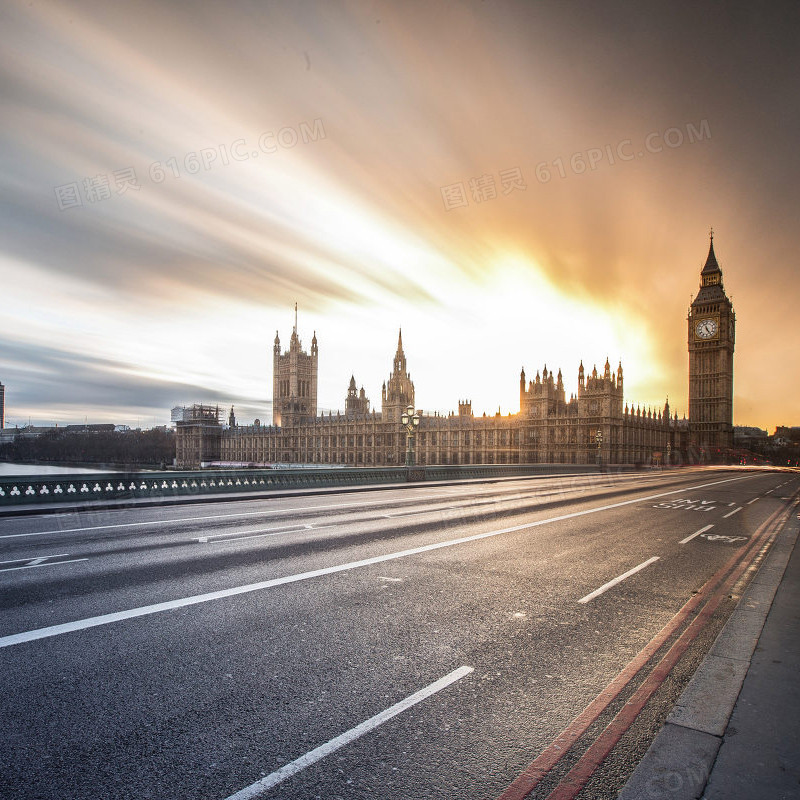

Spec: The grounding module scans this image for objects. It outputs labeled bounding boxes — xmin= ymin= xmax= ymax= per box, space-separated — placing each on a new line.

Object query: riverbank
xmin=0 ymin=461 xmax=161 ymax=475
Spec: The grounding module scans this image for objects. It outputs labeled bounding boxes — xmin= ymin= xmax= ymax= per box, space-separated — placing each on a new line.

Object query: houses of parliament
xmin=175 ymin=238 xmax=735 ymax=469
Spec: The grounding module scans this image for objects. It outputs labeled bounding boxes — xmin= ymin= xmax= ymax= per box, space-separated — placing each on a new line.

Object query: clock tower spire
xmin=687 ymin=231 xmax=735 ymax=457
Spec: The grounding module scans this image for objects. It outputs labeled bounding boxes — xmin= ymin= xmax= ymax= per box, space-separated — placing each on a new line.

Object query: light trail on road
xmin=0 ymin=473 xmax=753 ymax=648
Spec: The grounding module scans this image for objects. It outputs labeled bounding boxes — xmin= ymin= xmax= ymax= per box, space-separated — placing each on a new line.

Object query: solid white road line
xmin=0 ymin=553 xmax=70 ymax=565
xmin=0 ymin=469 xmax=722 ymax=539
xmin=194 ymin=523 xmax=328 ymax=543
xmin=723 ymin=506 xmax=743 ymax=518
xmin=0 ymin=558 xmax=88 ymax=573
xmin=198 ymin=525 xmax=335 ymax=545
xmin=223 ymin=666 xmax=474 ymax=800
xmin=577 ymin=557 xmax=660 ymax=604
xmin=0 ymin=493 xmax=461 ymax=539
xmin=0 ymin=484 xmax=591 ymax=541
xmin=381 ymin=506 xmax=457 ymax=518
xmin=0 ymin=474 xmax=753 ymax=649
xmin=680 ymin=524 xmax=715 ymax=545
xmin=194 ymin=523 xmax=306 ymax=543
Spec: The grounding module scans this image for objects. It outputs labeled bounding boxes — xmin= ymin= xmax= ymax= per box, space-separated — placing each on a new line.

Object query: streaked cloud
xmin=1 ymin=0 xmax=798 ymax=429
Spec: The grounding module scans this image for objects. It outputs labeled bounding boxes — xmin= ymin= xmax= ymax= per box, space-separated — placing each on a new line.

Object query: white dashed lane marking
xmin=679 ymin=524 xmax=715 ymax=545
xmin=223 ymin=666 xmax=474 ymax=800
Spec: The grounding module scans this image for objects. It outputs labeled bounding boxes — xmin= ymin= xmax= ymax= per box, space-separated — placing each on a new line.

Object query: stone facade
xmin=381 ymin=330 xmax=415 ymax=425
xmin=176 ymin=241 xmax=735 ymax=469
xmin=272 ymin=304 xmax=318 ymax=427
xmin=687 ymin=234 xmax=735 ymax=452
xmin=175 ymin=404 xmax=222 ymax=467
xmin=345 ymin=376 xmax=370 ymax=418
xmin=177 ymin=331 xmax=687 ymax=469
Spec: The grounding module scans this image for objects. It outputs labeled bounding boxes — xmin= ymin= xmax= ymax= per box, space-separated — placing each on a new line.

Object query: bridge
xmin=0 ymin=465 xmax=797 ymax=799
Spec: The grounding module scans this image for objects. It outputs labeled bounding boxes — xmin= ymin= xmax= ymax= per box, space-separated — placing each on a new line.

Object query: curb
xmin=617 ymin=498 xmax=800 ymax=800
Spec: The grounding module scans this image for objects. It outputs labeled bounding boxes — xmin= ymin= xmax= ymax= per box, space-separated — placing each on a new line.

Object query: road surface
xmin=1 ymin=466 xmax=798 ymax=800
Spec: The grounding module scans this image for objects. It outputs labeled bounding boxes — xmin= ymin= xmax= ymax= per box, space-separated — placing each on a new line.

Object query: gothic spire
xmin=702 ymin=229 xmax=720 ymax=274
xmin=289 ymin=303 xmax=300 ymax=348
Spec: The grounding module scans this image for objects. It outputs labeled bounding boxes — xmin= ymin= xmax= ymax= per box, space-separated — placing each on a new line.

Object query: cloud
xmin=0 ymin=337 xmax=250 ymax=423
xmin=1 ymin=0 xmax=799 ymax=429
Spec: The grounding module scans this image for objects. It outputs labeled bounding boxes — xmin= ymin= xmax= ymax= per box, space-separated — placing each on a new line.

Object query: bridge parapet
xmin=0 ymin=464 xmax=608 ymax=507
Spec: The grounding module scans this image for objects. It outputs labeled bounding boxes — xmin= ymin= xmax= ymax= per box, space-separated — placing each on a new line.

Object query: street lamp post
xmin=401 ymin=405 xmax=420 ymax=467
xmin=666 ymin=441 xmax=672 ymax=467
xmin=595 ymin=428 xmax=603 ymax=467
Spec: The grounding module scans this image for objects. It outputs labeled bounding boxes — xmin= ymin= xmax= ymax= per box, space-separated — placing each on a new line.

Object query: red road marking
xmin=543 ymin=515 xmax=783 ymax=800
xmin=496 ymin=501 xmax=791 ymax=800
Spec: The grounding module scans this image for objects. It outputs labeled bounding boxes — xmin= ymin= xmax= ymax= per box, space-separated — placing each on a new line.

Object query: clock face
xmin=695 ymin=318 xmax=719 ymax=339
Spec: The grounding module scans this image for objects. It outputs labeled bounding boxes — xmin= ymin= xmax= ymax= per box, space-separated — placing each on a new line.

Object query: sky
xmin=1 ymin=0 xmax=798 ymax=431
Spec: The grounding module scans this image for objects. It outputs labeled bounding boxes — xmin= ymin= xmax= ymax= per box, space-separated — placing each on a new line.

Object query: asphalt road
xmin=1 ymin=467 xmax=798 ymax=800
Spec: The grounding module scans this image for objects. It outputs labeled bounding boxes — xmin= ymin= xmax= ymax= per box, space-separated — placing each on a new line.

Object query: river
xmin=0 ymin=464 xmax=109 ymax=476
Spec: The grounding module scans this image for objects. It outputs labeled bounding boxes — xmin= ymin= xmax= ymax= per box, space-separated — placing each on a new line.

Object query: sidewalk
xmin=619 ymin=500 xmax=800 ymax=800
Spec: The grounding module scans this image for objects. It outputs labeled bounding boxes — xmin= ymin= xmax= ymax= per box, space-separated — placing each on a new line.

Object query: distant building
xmin=171 ymin=406 xmax=188 ymax=424
xmin=62 ymin=424 xmax=116 ymax=434
xmin=774 ymin=426 xmax=800 ymax=443
xmin=687 ymin=233 xmax=735 ymax=452
xmin=14 ymin=425 xmax=57 ymax=438
xmin=735 ymin=426 xmax=768 ymax=437
xmin=0 ymin=378 xmax=4 ymax=429
xmin=734 ymin=426 xmax=768 ymax=449
xmin=273 ymin=303 xmax=318 ymax=427
xmin=176 ymin=326 xmax=685 ymax=469
xmin=175 ymin=404 xmax=222 ymax=467
xmin=345 ymin=377 xmax=370 ymax=418
xmin=3 ymin=423 xmax=118 ymax=441
xmin=176 ymin=238 xmax=735 ymax=469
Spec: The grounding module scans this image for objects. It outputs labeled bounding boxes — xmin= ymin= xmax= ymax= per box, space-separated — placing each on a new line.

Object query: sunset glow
xmin=2 ymin=0 xmax=798 ymax=431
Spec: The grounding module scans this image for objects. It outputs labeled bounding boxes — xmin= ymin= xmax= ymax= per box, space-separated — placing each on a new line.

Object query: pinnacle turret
xmin=692 ymin=231 xmax=731 ymax=307
xmin=702 ymin=229 xmax=720 ymax=274
xmin=383 ymin=328 xmax=414 ymax=422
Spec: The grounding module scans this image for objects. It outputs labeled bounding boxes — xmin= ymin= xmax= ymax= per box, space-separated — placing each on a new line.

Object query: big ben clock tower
xmin=688 ymin=231 xmax=735 ymax=454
